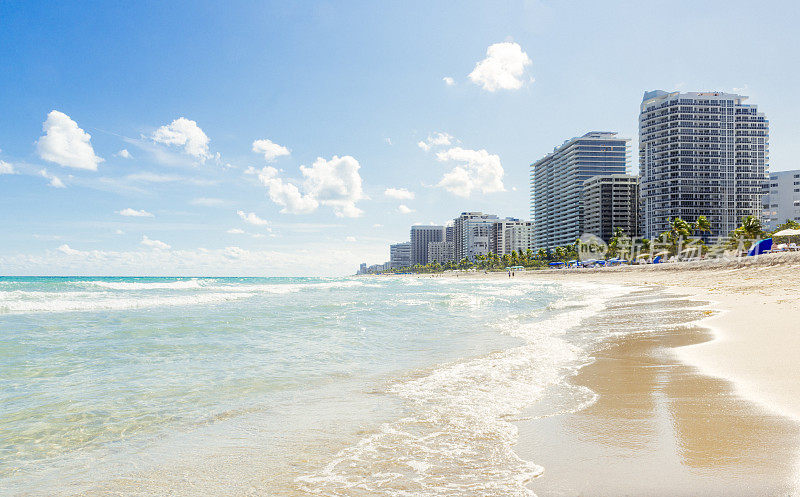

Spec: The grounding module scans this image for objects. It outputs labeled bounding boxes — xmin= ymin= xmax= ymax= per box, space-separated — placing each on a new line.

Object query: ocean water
xmin=1 ymin=276 xmax=627 ymax=496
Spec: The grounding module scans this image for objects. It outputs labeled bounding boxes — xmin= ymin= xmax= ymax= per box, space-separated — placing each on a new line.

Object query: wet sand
xmin=518 ymin=300 xmax=800 ymax=496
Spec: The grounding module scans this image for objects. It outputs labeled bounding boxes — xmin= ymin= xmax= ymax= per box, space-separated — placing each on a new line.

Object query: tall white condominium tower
xmin=640 ymin=91 xmax=769 ymax=241
xmin=762 ymin=170 xmax=800 ymax=231
xmin=530 ymin=132 xmax=629 ymax=249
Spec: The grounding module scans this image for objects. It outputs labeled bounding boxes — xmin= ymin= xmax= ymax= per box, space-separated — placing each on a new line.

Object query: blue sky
xmin=1 ymin=0 xmax=799 ymax=276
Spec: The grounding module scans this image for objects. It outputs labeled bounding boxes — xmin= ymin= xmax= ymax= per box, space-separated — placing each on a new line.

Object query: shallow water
xmin=1 ymin=275 xmax=629 ymax=495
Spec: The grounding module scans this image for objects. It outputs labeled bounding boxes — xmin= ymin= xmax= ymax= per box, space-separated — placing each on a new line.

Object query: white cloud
xmin=39 ymin=169 xmax=65 ymax=188
xmin=0 ymin=160 xmax=15 ymax=175
xmin=397 ymin=204 xmax=414 ymax=214
xmin=223 ymin=246 xmax=249 ymax=259
xmin=372 ymin=223 xmax=383 ymax=228
xmin=252 ymin=138 xmax=290 ymax=162
xmin=125 ymin=173 xmax=183 ymax=183
xmin=345 ymin=236 xmax=357 ymax=242
xmin=384 ymin=137 xmax=392 ymax=145
xmin=36 ymin=110 xmax=104 ymax=171
xmin=117 ymin=208 xmax=154 ymax=218
xmin=443 ymin=76 xmax=455 ymax=86
xmin=237 ymin=210 xmax=270 ymax=226
xmin=115 ymin=229 xmax=125 ymax=235
xmin=254 ymin=155 xmax=366 ymax=218
xmin=227 ymin=228 xmax=245 ymax=234
xmin=384 ymin=187 xmax=415 ymax=200
xmin=468 ymin=42 xmax=532 ymax=92
xmin=151 ymin=117 xmax=210 ymax=161
xmin=435 ymin=147 xmax=505 ymax=197
xmin=141 ymin=235 xmax=170 ymax=250
xmin=417 ymin=132 xmax=453 ymax=152
xmin=255 ymin=167 xmax=319 ymax=215
xmin=58 ymin=244 xmax=86 ymax=256
xmin=191 ymin=197 xmax=226 ymax=207
xmin=116 ymin=149 xmax=132 ymax=159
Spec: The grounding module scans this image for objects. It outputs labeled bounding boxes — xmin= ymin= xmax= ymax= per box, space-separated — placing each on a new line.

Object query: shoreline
xmin=389 ymin=254 xmax=800 ymax=492
xmin=405 ymin=252 xmax=800 ymax=424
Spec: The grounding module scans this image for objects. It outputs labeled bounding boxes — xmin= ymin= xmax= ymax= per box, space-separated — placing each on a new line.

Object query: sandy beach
xmin=429 ymin=252 xmax=800 ymax=494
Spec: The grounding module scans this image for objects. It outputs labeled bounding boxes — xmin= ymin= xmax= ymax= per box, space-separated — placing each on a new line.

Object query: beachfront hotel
xmin=582 ymin=174 xmax=640 ymax=243
xmin=491 ymin=219 xmax=535 ymax=256
xmin=761 ymin=169 xmax=800 ymax=231
xmin=640 ymin=91 xmax=769 ymax=241
xmin=452 ymin=212 xmax=498 ymax=261
xmin=410 ymin=225 xmax=445 ymax=265
xmin=530 ymin=132 xmax=630 ymax=249
xmin=389 ymin=242 xmax=412 ymax=269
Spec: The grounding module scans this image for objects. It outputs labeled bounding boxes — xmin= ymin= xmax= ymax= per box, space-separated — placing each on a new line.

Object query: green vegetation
xmin=376 ymin=215 xmax=791 ymax=274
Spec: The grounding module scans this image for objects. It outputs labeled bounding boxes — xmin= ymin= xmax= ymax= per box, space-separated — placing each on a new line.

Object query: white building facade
xmin=491 ymin=219 xmax=535 ymax=256
xmin=640 ymin=90 xmax=768 ymax=241
xmin=762 ymin=170 xmax=800 ymax=231
xmin=389 ymin=242 xmax=412 ymax=269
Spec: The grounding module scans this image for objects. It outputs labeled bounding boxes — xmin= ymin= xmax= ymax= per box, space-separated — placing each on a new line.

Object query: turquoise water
xmin=0 ymin=276 xmax=620 ymax=495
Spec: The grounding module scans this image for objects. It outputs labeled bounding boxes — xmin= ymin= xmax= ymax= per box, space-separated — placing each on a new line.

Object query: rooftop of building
xmin=641 ymin=89 xmax=748 ymax=105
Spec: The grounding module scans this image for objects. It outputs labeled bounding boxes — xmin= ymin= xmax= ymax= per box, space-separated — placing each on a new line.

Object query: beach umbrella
xmin=654 ymin=251 xmax=670 ymax=257
xmin=773 ymin=228 xmax=800 ymax=237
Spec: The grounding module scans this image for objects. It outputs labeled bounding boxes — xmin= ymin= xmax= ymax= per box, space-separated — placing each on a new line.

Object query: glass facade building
xmin=530 ymin=132 xmax=629 ymax=248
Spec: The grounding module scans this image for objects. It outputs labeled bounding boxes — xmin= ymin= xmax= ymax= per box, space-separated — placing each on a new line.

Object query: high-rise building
xmin=640 ymin=91 xmax=768 ymax=241
xmin=410 ymin=225 xmax=444 ymax=265
xmin=427 ymin=241 xmax=454 ymax=265
xmin=452 ymin=212 xmax=499 ymax=261
xmin=389 ymin=242 xmax=412 ymax=269
xmin=530 ymin=132 xmax=629 ymax=249
xmin=462 ymin=217 xmax=498 ymax=260
xmin=582 ymin=174 xmax=640 ymax=243
xmin=761 ymin=170 xmax=800 ymax=231
xmin=491 ymin=219 xmax=535 ymax=256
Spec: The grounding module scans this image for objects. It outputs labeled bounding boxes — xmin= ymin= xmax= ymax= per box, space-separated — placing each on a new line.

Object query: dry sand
xmin=432 ymin=252 xmax=800 ymax=494
xmin=525 ymin=250 xmax=800 ymax=423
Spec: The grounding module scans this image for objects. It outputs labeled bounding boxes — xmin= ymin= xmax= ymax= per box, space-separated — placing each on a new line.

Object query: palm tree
xmin=740 ymin=215 xmax=764 ymax=240
xmin=694 ymin=215 xmax=711 ymax=235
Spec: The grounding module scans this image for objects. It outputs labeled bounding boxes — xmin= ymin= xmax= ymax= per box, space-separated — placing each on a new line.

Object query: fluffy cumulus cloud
xmin=435 ymin=147 xmax=505 ymax=197
xmin=417 ymin=132 xmax=453 ymax=152
xmin=443 ymin=76 xmax=455 ymax=86
xmin=39 ymin=169 xmax=65 ymax=188
xmin=116 ymin=149 xmax=132 ymax=159
xmin=237 ymin=210 xmax=270 ymax=226
xmin=151 ymin=117 xmax=210 ymax=161
xmin=384 ymin=187 xmax=415 ymax=200
xmin=227 ymin=228 xmax=245 ymax=234
xmin=468 ymin=42 xmax=532 ymax=92
xmin=117 ymin=208 xmax=154 ymax=218
xmin=252 ymin=138 xmax=290 ymax=162
xmin=0 ymin=160 xmax=15 ymax=175
xmin=36 ymin=110 xmax=104 ymax=171
xmin=397 ymin=204 xmax=414 ymax=214
xmin=254 ymin=155 xmax=365 ymax=218
xmin=141 ymin=235 xmax=171 ymax=250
